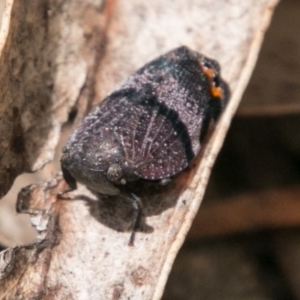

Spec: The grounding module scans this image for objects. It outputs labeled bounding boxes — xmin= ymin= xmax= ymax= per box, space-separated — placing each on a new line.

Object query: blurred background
xmin=1 ymin=0 xmax=300 ymax=299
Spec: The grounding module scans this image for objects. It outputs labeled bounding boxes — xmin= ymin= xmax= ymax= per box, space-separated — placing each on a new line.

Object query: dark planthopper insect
xmin=60 ymin=46 xmax=229 ymax=245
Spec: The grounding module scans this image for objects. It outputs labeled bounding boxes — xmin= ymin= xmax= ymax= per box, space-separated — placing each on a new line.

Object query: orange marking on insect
xmin=199 ymin=62 xmax=223 ymax=100
xmin=210 ymin=86 xmax=223 ymax=99
xmin=203 ymin=68 xmax=215 ymax=79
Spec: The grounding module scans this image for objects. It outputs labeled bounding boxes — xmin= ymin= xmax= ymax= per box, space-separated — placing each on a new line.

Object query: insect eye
xmin=107 ymin=163 xmax=123 ymax=182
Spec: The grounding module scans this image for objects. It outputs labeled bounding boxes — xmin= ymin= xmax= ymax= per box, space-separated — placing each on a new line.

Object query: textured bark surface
xmin=0 ymin=0 xmax=110 ymax=198
xmin=0 ymin=0 xmax=279 ymax=299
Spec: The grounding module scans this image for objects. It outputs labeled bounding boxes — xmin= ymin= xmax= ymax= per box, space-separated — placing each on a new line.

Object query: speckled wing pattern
xmin=109 ymin=88 xmax=194 ymax=180
xmin=108 ymin=47 xmax=216 ymax=180
xmin=64 ymin=46 xmax=226 ymax=182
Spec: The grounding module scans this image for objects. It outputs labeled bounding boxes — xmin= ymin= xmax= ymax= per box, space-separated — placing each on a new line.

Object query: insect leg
xmin=58 ymin=166 xmax=77 ymax=198
xmin=124 ymin=192 xmax=143 ymax=246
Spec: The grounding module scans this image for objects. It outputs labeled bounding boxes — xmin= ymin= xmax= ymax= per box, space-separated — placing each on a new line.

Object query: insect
xmin=60 ymin=46 xmax=229 ymax=245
